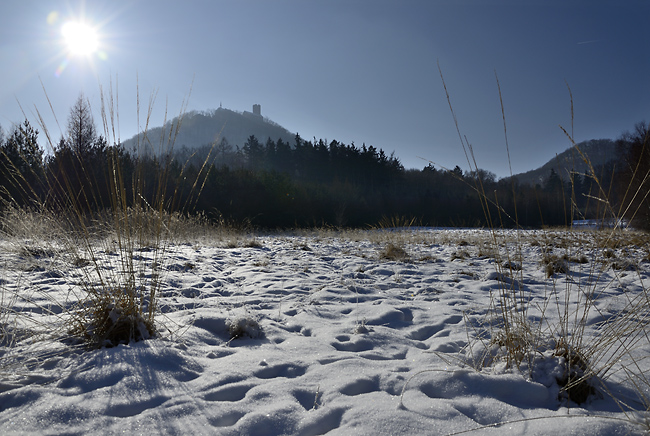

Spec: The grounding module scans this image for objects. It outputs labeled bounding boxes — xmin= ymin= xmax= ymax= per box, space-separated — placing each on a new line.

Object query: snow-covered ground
xmin=1 ymin=228 xmax=649 ymax=435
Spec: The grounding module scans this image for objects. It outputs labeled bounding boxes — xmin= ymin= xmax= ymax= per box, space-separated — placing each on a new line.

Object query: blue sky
xmin=1 ymin=0 xmax=648 ymax=178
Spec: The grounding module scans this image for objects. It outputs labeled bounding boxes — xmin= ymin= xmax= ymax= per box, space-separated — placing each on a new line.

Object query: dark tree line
xmin=0 ymin=120 xmax=44 ymax=204
xmin=1 ymin=96 xmax=647 ymax=230
xmin=165 ymin=140 xmax=624 ymax=229
xmin=617 ymin=122 xmax=650 ymax=230
xmin=0 ymin=95 xmax=168 ymax=217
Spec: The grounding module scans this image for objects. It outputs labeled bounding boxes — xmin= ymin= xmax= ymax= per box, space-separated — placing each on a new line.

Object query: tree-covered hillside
xmin=511 ymin=139 xmax=623 ymax=187
xmin=120 ymin=107 xmax=295 ymax=158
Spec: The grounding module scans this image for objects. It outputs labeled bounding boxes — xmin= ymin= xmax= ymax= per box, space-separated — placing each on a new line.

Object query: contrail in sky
xmin=577 ymin=39 xmax=601 ymax=45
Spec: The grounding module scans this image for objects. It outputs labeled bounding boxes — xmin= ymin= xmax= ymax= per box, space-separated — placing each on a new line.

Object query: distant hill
xmin=121 ymin=105 xmax=296 ymax=156
xmin=511 ymin=139 xmax=624 ymax=186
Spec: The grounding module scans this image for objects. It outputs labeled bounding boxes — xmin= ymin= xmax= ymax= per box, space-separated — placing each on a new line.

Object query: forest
xmin=1 ymin=96 xmax=648 ymax=230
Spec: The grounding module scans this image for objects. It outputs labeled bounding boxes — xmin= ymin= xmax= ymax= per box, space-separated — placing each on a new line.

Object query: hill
xmin=121 ymin=106 xmax=624 ymax=190
xmin=121 ymin=105 xmax=296 ymax=156
xmin=511 ymin=138 xmax=623 ymax=186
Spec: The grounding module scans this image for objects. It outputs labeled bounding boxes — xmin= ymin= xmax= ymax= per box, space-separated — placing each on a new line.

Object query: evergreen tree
xmin=66 ymin=94 xmax=97 ymax=157
xmin=0 ymin=120 xmax=44 ymax=205
xmin=545 ymin=169 xmax=563 ymax=193
xmin=243 ymin=135 xmax=263 ymax=170
xmin=617 ymin=121 xmax=650 ymax=229
xmin=216 ymin=137 xmax=232 ymax=166
xmin=47 ymin=94 xmax=114 ymax=211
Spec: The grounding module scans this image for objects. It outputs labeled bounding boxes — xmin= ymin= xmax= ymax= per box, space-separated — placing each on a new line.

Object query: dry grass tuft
xmin=227 ymin=316 xmax=263 ymax=340
xmin=379 ymin=242 xmax=410 ymax=262
xmin=375 ymin=214 xmax=419 ymax=230
xmin=553 ymin=341 xmax=596 ymax=405
xmin=542 ymin=253 xmax=570 ymax=278
xmin=450 ymin=249 xmax=470 ymax=262
xmin=71 ymin=292 xmax=154 ymax=348
xmin=243 ymin=239 xmax=263 ymax=249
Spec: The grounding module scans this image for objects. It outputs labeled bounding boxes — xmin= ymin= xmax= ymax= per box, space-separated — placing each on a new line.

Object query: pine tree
xmin=0 ymin=120 xmax=44 ymax=204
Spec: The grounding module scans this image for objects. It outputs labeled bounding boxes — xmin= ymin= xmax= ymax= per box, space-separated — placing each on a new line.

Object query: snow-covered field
xmin=1 ymin=228 xmax=649 ymax=435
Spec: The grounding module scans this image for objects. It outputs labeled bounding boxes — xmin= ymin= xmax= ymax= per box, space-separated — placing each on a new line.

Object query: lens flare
xmin=47 ymin=11 xmax=59 ymax=25
xmin=55 ymin=58 xmax=68 ymax=77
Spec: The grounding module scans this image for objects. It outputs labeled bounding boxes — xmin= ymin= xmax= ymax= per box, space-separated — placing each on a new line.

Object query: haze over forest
xmin=4 ymin=96 xmax=645 ymax=230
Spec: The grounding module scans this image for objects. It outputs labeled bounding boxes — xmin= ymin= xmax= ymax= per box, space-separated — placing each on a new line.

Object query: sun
xmin=61 ymin=21 xmax=99 ymax=56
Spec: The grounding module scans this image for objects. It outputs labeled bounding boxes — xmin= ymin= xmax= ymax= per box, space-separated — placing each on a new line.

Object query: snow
xmin=0 ymin=228 xmax=649 ymax=435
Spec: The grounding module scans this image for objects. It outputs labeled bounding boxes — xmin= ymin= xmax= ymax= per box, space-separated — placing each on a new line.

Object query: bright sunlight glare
xmin=62 ymin=21 xmax=98 ymax=56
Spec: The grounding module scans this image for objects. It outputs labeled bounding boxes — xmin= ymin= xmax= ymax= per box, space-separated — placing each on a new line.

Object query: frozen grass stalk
xmin=437 ymin=62 xmax=650 ymax=428
xmin=1 ymin=77 xmax=218 ymax=349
